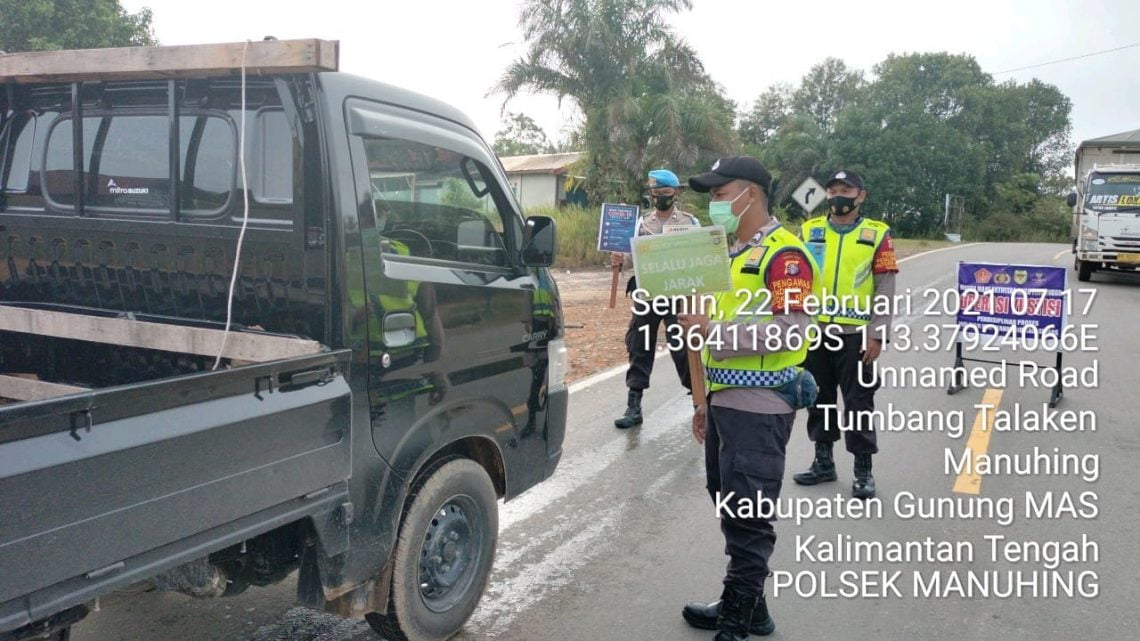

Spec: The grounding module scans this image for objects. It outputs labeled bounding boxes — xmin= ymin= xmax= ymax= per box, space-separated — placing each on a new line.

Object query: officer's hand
xmin=862 ymin=338 xmax=883 ymax=364
xmin=692 ymin=403 xmax=707 ymax=444
xmin=678 ymin=314 xmax=709 ymax=336
xmin=610 ymin=252 xmax=625 ymax=268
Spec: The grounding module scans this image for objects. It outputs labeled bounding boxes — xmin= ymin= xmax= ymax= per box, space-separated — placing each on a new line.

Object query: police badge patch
xmin=859 ymin=228 xmax=877 ymax=244
xmin=809 ymin=227 xmax=826 ymax=242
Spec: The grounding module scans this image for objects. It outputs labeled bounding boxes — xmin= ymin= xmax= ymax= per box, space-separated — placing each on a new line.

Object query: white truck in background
xmin=1068 ymin=129 xmax=1140 ymax=282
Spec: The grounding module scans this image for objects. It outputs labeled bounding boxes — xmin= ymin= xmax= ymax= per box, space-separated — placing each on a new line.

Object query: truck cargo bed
xmin=0 ymin=327 xmax=352 ymax=631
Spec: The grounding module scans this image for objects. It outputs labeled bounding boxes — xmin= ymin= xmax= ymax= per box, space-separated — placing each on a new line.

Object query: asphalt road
xmin=74 ymin=242 xmax=1139 ymax=641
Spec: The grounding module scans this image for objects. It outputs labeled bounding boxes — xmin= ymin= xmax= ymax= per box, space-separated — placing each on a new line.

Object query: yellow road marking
xmin=952 ymin=388 xmax=1004 ymax=495
xmin=1052 ymin=248 xmax=1071 ymax=260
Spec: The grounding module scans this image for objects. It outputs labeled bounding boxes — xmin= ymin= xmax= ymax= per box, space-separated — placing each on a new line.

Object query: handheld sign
xmin=632 ymin=226 xmax=733 ymax=406
xmin=597 ymin=203 xmax=640 ymax=253
xmin=631 ymin=226 xmax=733 ymax=298
xmin=599 ymin=203 xmax=640 ymax=308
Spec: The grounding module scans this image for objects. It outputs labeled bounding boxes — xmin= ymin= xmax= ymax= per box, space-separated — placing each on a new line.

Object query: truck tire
xmin=366 ymin=459 xmax=498 ymax=641
xmin=1076 ymin=258 xmax=1093 ymax=282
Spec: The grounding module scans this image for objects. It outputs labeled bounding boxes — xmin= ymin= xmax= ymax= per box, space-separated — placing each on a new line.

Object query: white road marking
xmin=471 ymin=464 xmax=688 ymax=635
xmin=498 ymin=394 xmax=694 ymax=530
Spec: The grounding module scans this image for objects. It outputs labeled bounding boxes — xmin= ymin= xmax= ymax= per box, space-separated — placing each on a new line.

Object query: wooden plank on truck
xmin=0 ymin=306 xmax=322 ymax=363
xmin=0 ymin=375 xmax=87 ymax=401
xmin=0 ymin=39 xmax=338 ymax=84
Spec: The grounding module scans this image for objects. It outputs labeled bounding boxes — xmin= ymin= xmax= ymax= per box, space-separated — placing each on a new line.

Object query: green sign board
xmin=631 ymin=226 xmax=734 ymax=297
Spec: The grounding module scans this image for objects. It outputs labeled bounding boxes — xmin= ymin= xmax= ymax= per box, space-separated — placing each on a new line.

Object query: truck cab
xmin=1069 ymin=164 xmax=1140 ymax=281
xmin=0 ymin=40 xmax=567 ymax=641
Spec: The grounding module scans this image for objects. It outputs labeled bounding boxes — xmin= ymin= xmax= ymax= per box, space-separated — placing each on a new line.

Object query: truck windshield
xmin=1086 ymin=173 xmax=1140 ymax=212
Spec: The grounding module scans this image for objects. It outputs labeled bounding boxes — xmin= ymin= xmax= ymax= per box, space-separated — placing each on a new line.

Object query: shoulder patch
xmin=744 ymin=245 xmax=768 ymax=269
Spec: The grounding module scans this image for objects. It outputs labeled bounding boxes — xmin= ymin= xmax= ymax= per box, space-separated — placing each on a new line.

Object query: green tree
xmin=492 ymin=112 xmax=555 ymax=157
xmin=1 ymin=0 xmax=156 ymax=52
xmin=738 ymin=83 xmax=792 ymax=148
xmin=495 ymin=0 xmax=734 ymax=204
xmin=791 ymin=58 xmax=863 ymax=135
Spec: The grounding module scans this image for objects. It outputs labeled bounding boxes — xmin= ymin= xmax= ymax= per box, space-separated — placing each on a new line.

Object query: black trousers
xmin=623 ymin=308 xmax=690 ymax=392
xmin=804 ymin=332 xmax=880 ymax=454
xmin=705 ymin=402 xmax=794 ymax=592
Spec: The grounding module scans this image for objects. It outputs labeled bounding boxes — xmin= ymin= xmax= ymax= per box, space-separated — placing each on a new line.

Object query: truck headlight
xmin=1082 ymin=240 xmax=1098 ymax=252
xmin=547 ymin=338 xmax=568 ymax=390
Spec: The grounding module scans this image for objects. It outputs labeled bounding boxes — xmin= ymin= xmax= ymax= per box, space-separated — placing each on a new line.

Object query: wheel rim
xmin=418 ymin=494 xmax=484 ymax=613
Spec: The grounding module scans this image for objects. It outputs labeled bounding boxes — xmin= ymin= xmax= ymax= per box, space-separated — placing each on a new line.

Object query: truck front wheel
xmin=366 ymin=459 xmax=498 ymax=641
xmin=1076 ymin=258 xmax=1094 ymax=282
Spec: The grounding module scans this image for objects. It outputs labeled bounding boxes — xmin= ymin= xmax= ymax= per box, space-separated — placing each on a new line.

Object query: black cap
xmin=688 ymin=156 xmax=772 ymax=195
xmin=825 ymin=169 xmax=864 ymax=190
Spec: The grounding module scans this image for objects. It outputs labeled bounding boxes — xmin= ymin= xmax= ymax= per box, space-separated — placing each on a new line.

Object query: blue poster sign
xmin=956 ymin=262 xmax=1067 ymax=336
xmin=597 ymin=203 xmax=640 ymax=253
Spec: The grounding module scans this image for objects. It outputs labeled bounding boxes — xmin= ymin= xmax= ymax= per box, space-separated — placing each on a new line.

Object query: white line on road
xmin=472 ymin=464 xmax=688 ymax=635
xmin=499 ymin=394 xmax=694 ymax=530
xmin=897 ymin=242 xmax=982 ymax=264
xmin=1053 ymin=248 xmax=1071 ymax=260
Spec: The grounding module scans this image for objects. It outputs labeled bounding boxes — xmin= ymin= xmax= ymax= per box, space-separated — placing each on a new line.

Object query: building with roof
xmin=499 ymin=152 xmax=587 ymax=211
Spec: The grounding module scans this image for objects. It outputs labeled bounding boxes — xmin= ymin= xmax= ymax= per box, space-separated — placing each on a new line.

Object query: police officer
xmin=793 ymin=170 xmax=898 ymax=499
xmin=678 ymin=156 xmax=816 ymax=640
xmin=612 ymin=168 xmax=701 ymax=429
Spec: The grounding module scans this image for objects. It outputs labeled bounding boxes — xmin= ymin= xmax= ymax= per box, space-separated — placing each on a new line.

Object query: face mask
xmin=708 ymin=188 xmax=751 ymax=233
xmin=828 ymin=195 xmax=859 ymax=216
xmin=654 ymin=194 xmax=675 ymax=211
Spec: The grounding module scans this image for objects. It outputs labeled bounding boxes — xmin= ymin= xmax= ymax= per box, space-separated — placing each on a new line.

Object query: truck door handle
xmin=383 ymin=312 xmax=417 ymax=348
xmin=281 ymin=367 xmax=335 ymax=389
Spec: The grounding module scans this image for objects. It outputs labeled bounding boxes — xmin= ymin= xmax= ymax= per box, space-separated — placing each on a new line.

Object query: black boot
xmin=613 ymin=389 xmax=643 ymax=429
xmin=682 ymin=595 xmax=775 ymax=635
xmin=793 ymin=441 xmax=838 ymax=485
xmin=853 ymin=453 xmax=876 ymax=499
xmin=713 ymin=585 xmax=761 ymax=641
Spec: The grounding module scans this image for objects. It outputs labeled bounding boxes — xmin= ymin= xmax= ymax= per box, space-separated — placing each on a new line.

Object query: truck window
xmin=180 ymin=115 xmax=235 ymax=213
xmin=0 ymin=113 xmax=36 ymax=193
xmin=250 ymin=109 xmax=293 ymax=204
xmin=43 ymin=113 xmax=240 ymax=216
xmin=361 ymin=137 xmax=510 ymax=267
xmin=1086 ymin=174 xmax=1140 ymax=209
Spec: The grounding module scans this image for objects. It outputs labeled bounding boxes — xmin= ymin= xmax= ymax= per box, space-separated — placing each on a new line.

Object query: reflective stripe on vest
xmin=704 ymin=225 xmax=813 ymax=392
xmin=801 ymin=216 xmax=888 ymax=326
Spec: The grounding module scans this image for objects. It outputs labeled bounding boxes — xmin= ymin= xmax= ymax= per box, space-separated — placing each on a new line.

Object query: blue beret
xmin=648 ymin=169 xmax=680 ymax=188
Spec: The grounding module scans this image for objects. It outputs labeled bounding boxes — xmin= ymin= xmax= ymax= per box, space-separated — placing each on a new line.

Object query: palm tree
xmin=494 ymin=0 xmax=735 ymax=204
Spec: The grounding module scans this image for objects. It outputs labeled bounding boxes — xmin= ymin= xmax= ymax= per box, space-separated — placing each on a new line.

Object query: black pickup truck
xmin=0 ymin=40 xmax=567 ymax=641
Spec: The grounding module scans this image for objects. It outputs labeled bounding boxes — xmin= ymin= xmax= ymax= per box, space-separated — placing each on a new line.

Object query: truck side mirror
xmin=521 ymin=216 xmax=556 ymax=267
xmin=1066 ymin=192 xmax=1078 ymax=208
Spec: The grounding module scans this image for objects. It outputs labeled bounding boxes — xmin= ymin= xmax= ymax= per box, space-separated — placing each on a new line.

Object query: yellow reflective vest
xmin=704 ymin=225 xmax=817 ymax=392
xmin=801 ymin=216 xmax=890 ymax=326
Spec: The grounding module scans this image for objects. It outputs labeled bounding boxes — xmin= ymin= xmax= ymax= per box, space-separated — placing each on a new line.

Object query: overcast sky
xmin=122 ymin=0 xmax=1139 ymax=156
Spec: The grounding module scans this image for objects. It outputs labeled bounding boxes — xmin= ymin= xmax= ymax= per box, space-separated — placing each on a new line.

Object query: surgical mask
xmin=708 ymin=188 xmax=751 ymax=233
xmin=654 ymin=194 xmax=675 ymax=211
xmin=828 ymin=195 xmax=859 ymax=216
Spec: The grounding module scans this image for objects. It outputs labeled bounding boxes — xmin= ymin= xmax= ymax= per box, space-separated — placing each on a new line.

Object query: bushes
xmin=964 ymin=197 xmax=1071 ymax=243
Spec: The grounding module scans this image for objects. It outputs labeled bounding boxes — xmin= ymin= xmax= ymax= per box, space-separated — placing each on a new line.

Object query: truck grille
xmin=1102 ymin=235 xmax=1140 ymax=250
